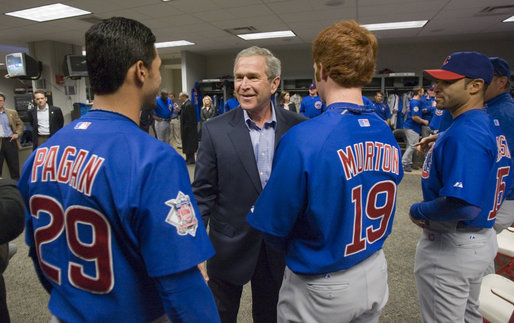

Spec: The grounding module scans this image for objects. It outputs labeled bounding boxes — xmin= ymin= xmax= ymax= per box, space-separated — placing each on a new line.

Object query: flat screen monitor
xmin=5 ymin=52 xmax=40 ymax=78
xmin=64 ymin=55 xmax=88 ymax=77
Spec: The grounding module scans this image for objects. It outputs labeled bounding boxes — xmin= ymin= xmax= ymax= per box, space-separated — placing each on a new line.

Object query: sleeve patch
xmin=165 ymin=191 xmax=198 ymax=237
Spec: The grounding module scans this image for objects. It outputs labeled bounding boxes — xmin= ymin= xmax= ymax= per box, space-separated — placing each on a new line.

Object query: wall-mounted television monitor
xmin=64 ymin=55 xmax=88 ymax=77
xmin=6 ymin=52 xmax=41 ymax=78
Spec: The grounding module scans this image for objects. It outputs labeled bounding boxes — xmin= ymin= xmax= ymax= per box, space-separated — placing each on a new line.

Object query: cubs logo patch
xmin=435 ymin=109 xmax=443 ymax=116
xmin=358 ymin=119 xmax=370 ymax=127
xmin=315 ymin=101 xmax=322 ymax=110
xmin=443 ymin=55 xmax=451 ymax=65
xmin=165 ymin=191 xmax=198 ymax=237
xmin=74 ymin=122 xmax=91 ymax=130
xmin=413 ymin=107 xmax=419 ymax=113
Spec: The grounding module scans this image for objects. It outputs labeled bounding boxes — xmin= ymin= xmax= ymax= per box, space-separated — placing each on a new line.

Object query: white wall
xmin=181 ymin=51 xmax=206 ymax=94
xmin=204 ymin=38 xmax=514 ymax=80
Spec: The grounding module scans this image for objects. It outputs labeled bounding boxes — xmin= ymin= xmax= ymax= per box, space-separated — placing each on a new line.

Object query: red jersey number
xmin=30 ymin=195 xmax=114 ymax=294
xmin=345 ymin=180 xmax=396 ymax=256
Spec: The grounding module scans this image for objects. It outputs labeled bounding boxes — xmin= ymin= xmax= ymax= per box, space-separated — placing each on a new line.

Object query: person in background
xmin=153 ymin=89 xmax=172 ymax=144
xmin=169 ymin=93 xmax=182 ymax=149
xmin=420 ymin=84 xmax=436 ymax=137
xmin=193 ymin=45 xmax=306 ymax=323
xmin=18 ymin=16 xmax=219 ymax=322
xmin=484 ymin=56 xmax=514 ymax=232
xmin=0 ymin=93 xmax=23 ymax=180
xmin=0 ymin=178 xmax=25 ymax=323
xmin=278 ymin=91 xmax=297 ymax=113
xmin=373 ymin=91 xmax=392 ymax=126
xmin=179 ymin=92 xmax=198 ymax=164
xmin=139 ymin=108 xmax=154 ymax=134
xmin=402 ymin=86 xmax=427 ymax=172
xmin=299 ymin=83 xmax=325 ymax=118
xmin=29 ymin=90 xmax=64 ymax=151
xmin=201 ymin=96 xmax=217 ymax=123
xmin=224 ymin=91 xmax=240 ymax=113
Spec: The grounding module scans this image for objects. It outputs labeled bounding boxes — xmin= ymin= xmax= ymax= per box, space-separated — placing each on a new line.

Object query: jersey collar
xmin=325 ymin=102 xmax=375 ymax=114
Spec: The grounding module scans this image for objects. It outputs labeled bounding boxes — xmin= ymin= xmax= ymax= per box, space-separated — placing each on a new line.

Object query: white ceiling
xmin=0 ymin=0 xmax=513 ymax=61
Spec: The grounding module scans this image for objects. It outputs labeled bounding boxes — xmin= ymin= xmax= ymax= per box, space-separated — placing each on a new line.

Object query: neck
xmin=322 ymin=81 xmax=364 ymax=106
xmin=450 ymin=95 xmax=485 ymax=118
xmin=91 ymin=85 xmax=143 ymax=125
xmin=247 ymin=103 xmax=272 ymax=128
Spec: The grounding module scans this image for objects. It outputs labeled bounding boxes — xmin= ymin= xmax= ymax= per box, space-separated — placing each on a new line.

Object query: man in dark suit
xmin=0 ymin=93 xmax=24 ymax=180
xmin=29 ymin=90 xmax=64 ymax=151
xmin=179 ymin=92 xmax=198 ymax=164
xmin=193 ymin=46 xmax=306 ymax=323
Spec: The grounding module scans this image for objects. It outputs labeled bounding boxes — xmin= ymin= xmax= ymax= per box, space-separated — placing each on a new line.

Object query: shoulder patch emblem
xmin=74 ymin=122 xmax=91 ymax=130
xmin=358 ymin=119 xmax=370 ymax=127
xmin=315 ymin=101 xmax=323 ymax=109
xmin=413 ymin=107 xmax=419 ymax=113
xmin=165 ymin=191 xmax=198 ymax=237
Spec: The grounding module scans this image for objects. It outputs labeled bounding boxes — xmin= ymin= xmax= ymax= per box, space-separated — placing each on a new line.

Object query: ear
xmin=465 ymin=79 xmax=484 ymax=95
xmin=319 ymin=63 xmax=329 ymax=82
xmin=270 ymin=76 xmax=280 ymax=94
xmin=134 ymin=60 xmax=147 ymax=84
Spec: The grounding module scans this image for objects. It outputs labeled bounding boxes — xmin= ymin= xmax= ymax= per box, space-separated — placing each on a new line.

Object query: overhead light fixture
xmin=237 ymin=30 xmax=296 ymax=40
xmin=155 ymin=40 xmax=195 ymax=48
xmin=503 ymin=15 xmax=514 ymax=22
xmin=5 ymin=3 xmax=91 ymax=22
xmin=361 ymin=20 xmax=428 ymax=31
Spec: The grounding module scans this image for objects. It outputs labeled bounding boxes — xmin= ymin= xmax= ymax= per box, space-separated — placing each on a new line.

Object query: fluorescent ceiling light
xmin=361 ymin=20 xmax=428 ymax=31
xmin=5 ymin=3 xmax=91 ymax=22
xmin=155 ymin=40 xmax=195 ymax=48
xmin=503 ymin=15 xmax=514 ymax=22
xmin=237 ymin=30 xmax=296 ymax=40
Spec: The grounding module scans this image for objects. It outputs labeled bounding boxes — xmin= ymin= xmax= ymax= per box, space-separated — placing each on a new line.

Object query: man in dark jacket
xmin=29 ymin=90 xmax=64 ymax=151
xmin=179 ymin=92 xmax=198 ymax=164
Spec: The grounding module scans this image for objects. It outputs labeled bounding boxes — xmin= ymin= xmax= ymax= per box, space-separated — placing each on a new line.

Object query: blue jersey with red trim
xmin=247 ymin=103 xmax=403 ymax=274
xmin=421 ymin=109 xmax=512 ymax=228
xmin=300 ymin=95 xmax=326 ymax=118
xmin=18 ymin=110 xmax=214 ymax=322
xmin=403 ymin=98 xmax=423 ymax=133
xmin=373 ymin=102 xmax=392 ymax=121
xmin=486 ymin=92 xmax=514 ymax=199
xmin=420 ymin=95 xmax=436 ymax=122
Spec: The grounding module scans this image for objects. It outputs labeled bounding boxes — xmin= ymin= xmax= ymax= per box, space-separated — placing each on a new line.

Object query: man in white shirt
xmin=28 ymin=90 xmax=64 ymax=150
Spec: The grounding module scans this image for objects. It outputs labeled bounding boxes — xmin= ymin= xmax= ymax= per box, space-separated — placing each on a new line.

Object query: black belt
xmin=171 ymin=117 xmax=178 ymax=119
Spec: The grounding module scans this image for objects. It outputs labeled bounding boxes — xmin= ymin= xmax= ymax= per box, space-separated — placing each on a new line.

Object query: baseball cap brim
xmin=424 ymin=69 xmax=465 ymax=81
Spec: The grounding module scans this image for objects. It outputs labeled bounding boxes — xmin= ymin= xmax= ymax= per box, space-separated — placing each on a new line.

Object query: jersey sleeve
xmin=247 ymin=132 xmax=307 ymax=237
xmin=385 ymin=103 xmax=392 ymax=119
xmin=131 ymin=151 xmax=215 ymax=278
xmin=436 ymin=130 xmax=495 ymax=207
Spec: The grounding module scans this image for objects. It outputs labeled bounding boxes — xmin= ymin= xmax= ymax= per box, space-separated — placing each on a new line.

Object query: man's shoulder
xmin=205 ymin=107 xmax=241 ymax=126
xmin=278 ymin=108 xmax=307 ymax=123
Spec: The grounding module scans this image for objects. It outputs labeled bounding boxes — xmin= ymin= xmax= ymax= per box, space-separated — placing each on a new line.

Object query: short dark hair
xmin=0 ymin=92 xmax=5 ymax=100
xmin=85 ymin=17 xmax=156 ymax=95
xmin=33 ymin=89 xmax=46 ymax=97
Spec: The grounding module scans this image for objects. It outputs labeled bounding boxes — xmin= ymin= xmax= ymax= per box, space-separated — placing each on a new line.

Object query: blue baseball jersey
xmin=403 ymin=98 xmax=423 ymax=133
xmin=362 ymin=95 xmax=373 ymax=108
xmin=486 ymin=92 xmax=514 ymax=199
xmin=18 ymin=110 xmax=215 ymax=321
xmin=224 ymin=97 xmax=239 ymax=113
xmin=247 ymin=103 xmax=403 ymax=274
xmin=300 ymin=95 xmax=326 ymax=118
xmin=373 ymin=102 xmax=392 ymax=121
xmin=155 ymin=97 xmax=172 ymax=119
xmin=421 ymin=109 xmax=512 ymax=228
xmin=420 ymin=95 xmax=436 ymax=122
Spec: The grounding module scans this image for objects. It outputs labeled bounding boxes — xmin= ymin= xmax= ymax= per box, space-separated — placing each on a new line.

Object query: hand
xmin=415 ymin=134 xmax=437 ymax=156
xmin=10 ymin=134 xmax=18 ymax=141
xmin=198 ymin=261 xmax=209 ymax=283
xmin=409 ymin=213 xmax=428 ymax=229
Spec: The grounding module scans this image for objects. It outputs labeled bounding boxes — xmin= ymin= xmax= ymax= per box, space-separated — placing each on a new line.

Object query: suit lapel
xmin=227 ymin=109 xmax=262 ymax=194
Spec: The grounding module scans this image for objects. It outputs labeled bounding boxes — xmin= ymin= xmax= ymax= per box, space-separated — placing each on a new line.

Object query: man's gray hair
xmin=179 ymin=92 xmax=189 ymax=98
xmin=233 ymin=46 xmax=281 ymax=80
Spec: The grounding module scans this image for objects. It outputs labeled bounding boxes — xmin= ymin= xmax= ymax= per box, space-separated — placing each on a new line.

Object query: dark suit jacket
xmin=180 ymin=99 xmax=198 ymax=155
xmin=29 ymin=105 xmax=64 ymax=151
xmin=193 ymin=105 xmax=306 ymax=285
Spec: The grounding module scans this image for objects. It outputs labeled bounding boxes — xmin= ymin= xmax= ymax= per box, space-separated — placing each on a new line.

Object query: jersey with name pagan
xmin=247 ymin=103 xmax=404 ymax=274
xmin=18 ymin=110 xmax=215 ymax=322
xmin=421 ymin=109 xmax=512 ymax=228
